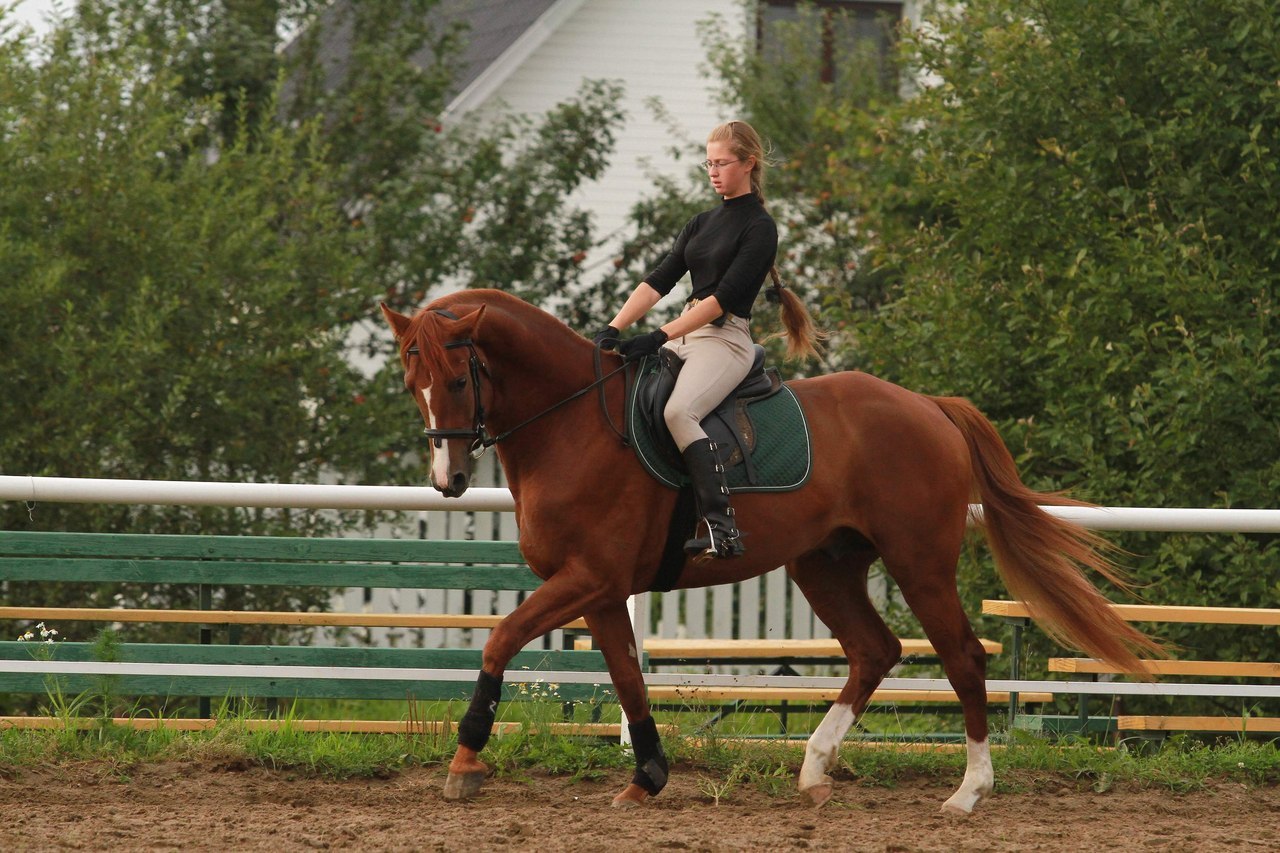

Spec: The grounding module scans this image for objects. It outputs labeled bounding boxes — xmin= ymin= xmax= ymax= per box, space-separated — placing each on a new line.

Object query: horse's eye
xmin=449 ymin=376 xmax=468 ymax=392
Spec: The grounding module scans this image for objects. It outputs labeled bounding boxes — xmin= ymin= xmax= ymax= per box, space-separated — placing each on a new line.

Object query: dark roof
xmin=289 ymin=0 xmax=558 ymax=107
xmin=430 ymin=0 xmax=558 ymax=100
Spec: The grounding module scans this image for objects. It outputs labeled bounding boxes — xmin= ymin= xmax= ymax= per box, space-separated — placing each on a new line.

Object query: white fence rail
xmin=4 ymin=474 xmax=1280 ymax=706
xmin=0 ymin=474 xmax=516 ymax=512
xmin=2 ymin=660 xmax=1279 ymax=701
xmin=9 ymin=474 xmax=1280 ymax=531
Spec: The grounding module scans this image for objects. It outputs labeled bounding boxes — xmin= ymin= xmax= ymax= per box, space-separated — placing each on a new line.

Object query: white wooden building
xmin=439 ymin=0 xmax=747 ymax=275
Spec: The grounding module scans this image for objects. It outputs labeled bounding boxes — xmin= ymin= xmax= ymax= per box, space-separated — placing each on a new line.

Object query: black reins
xmin=408 ymin=308 xmax=629 ymax=458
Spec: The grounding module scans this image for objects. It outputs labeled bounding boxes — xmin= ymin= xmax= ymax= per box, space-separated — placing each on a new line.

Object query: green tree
xmin=0 ymin=7 xmax=374 ymax=532
xmin=0 ymin=1 xmax=624 ymax=660
xmin=0 ymin=3 xmax=379 ymax=659
xmin=0 ymin=0 xmax=625 ymax=532
xmin=849 ymin=0 xmax=1280 ymax=697
xmin=680 ymin=0 xmax=1279 ymax=700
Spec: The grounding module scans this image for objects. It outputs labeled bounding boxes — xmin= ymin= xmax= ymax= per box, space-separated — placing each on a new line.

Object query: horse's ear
xmin=451 ymin=305 xmax=487 ymax=338
xmin=380 ymin=302 xmax=412 ymax=340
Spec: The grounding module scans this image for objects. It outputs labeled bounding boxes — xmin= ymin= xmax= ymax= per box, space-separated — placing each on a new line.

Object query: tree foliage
xmin=0 ymin=0 xmax=623 ymax=538
xmin=0 ymin=5 xmax=370 ymax=535
xmin=866 ymin=1 xmax=1280 ymax=688
xmin=697 ymin=0 xmax=1280 ymax=691
xmin=0 ymin=1 xmax=623 ymax=659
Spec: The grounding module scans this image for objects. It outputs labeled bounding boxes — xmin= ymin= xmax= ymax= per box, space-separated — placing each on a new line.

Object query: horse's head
xmin=381 ymin=301 xmax=491 ymax=497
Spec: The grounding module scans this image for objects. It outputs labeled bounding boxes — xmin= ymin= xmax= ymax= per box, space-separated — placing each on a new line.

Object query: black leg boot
xmin=681 ymin=438 xmax=745 ymax=562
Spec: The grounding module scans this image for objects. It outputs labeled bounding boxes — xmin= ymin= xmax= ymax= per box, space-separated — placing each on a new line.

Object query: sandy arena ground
xmin=2 ymin=762 xmax=1278 ymax=851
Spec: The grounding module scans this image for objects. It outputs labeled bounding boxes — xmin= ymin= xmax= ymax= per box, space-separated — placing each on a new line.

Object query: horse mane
xmin=405 ymin=289 xmax=591 ymax=370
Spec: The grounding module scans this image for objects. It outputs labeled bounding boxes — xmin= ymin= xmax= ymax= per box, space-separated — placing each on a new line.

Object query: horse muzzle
xmin=438 ymin=471 xmax=470 ymax=498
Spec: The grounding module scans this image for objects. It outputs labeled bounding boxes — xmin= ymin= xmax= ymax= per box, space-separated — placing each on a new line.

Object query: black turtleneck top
xmin=643 ymin=193 xmax=778 ymax=320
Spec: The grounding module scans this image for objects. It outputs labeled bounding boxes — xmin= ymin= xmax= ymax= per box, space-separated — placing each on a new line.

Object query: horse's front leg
xmin=584 ymin=603 xmax=666 ymax=809
xmin=444 ymin=571 xmax=608 ymax=801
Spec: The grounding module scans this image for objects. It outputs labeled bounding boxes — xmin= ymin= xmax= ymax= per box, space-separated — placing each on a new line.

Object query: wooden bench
xmin=578 ymin=636 xmax=1003 ymax=663
xmin=983 ymin=599 xmax=1280 ymax=737
xmin=572 ymin=635 xmax=1042 ymax=737
xmin=0 ymin=531 xmax=605 ymax=714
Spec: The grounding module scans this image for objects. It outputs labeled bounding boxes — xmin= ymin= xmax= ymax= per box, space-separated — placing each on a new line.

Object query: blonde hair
xmin=707 ymin=120 xmax=825 ymax=362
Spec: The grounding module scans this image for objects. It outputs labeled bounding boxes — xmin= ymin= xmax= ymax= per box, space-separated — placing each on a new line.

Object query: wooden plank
xmin=0 ymin=606 xmax=587 ymax=629
xmin=1117 ymin=715 xmax=1280 ymax=733
xmin=635 ymin=637 xmax=1002 ymax=659
xmin=647 ymin=686 xmax=1051 ymax=703
xmin=0 ymin=674 xmax=610 ymax=701
xmin=712 ymin=584 xmax=734 ymax=644
xmin=658 ymin=590 xmax=679 ymax=639
xmin=764 ymin=570 xmax=787 ymax=640
xmin=0 ymin=557 xmax=539 ymax=589
xmin=1049 ymin=658 xmax=1280 ymax=678
xmin=983 ymin=599 xmax=1280 ymax=626
xmin=685 ymin=587 xmax=707 ymax=638
xmin=0 ymin=532 xmax=525 ymax=563
xmin=738 ymin=577 xmax=761 ymax=640
xmin=0 ymin=717 xmax=668 ymax=737
xmin=0 ymin=642 xmax=607 ymax=671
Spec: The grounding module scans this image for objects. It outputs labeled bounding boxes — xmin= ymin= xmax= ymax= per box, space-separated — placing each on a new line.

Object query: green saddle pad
xmin=626 ymin=356 xmax=813 ymax=493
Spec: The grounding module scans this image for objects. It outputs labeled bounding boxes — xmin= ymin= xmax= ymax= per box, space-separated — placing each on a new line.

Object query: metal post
xmin=1006 ymin=617 xmax=1026 ymax=735
xmin=198 ymin=583 xmax=212 ymax=719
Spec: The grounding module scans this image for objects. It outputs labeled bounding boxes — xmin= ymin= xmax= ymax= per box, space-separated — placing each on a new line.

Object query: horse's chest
xmin=514 ymin=522 xmax=557 ymax=582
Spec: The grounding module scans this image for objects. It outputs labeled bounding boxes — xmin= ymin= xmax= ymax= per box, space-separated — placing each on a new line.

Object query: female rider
xmin=593 ymin=120 xmax=822 ymax=562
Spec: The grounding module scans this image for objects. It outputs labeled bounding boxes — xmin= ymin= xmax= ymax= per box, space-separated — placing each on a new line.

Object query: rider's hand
xmin=591 ymin=325 xmax=621 ymax=350
xmin=616 ymin=329 xmax=669 ymax=362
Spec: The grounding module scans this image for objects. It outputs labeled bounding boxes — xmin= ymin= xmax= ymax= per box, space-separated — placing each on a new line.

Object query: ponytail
xmin=763 ymin=267 xmax=825 ymax=362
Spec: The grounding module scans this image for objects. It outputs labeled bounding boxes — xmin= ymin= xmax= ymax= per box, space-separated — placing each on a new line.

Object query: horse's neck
xmin=485 ymin=317 xmax=626 ymax=484
xmin=488 ymin=313 xmax=596 ymax=404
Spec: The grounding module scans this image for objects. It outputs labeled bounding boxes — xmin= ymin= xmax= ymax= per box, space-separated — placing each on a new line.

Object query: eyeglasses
xmin=701 ymin=159 xmax=743 ymax=172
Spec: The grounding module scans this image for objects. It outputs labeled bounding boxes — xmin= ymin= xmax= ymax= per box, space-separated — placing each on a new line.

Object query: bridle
xmin=411 ymin=332 xmax=493 ymax=458
xmin=407 ymin=308 xmax=629 ymax=460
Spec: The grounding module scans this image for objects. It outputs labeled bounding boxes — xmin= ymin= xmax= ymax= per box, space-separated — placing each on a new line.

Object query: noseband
xmin=407 ymin=308 xmax=629 ymax=460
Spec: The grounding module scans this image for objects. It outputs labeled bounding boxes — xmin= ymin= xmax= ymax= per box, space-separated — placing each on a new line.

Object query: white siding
xmin=468 ymin=0 xmax=746 ymax=274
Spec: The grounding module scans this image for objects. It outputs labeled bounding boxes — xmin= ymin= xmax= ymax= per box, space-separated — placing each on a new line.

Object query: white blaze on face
xmin=423 ymin=386 xmax=452 ymax=490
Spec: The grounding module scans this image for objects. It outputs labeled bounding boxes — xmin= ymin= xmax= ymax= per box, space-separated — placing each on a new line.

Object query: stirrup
xmin=684 ymin=520 xmax=745 ymax=562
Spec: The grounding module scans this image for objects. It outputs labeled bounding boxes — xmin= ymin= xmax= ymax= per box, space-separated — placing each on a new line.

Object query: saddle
xmin=628 ymin=346 xmax=810 ymax=492
xmin=625 ymin=345 xmax=812 ymax=592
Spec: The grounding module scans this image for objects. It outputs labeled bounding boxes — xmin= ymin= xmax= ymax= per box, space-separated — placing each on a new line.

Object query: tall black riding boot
xmin=681 ymin=438 xmax=745 ymax=561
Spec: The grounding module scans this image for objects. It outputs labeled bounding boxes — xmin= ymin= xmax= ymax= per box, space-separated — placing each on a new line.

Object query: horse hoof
xmin=611 ymin=783 xmax=649 ymax=809
xmin=940 ymin=795 xmax=977 ymax=816
xmin=443 ymin=769 xmax=486 ymax=801
xmin=800 ymin=777 xmax=834 ymax=807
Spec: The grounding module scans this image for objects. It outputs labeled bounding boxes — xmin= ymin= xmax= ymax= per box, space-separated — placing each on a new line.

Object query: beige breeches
xmin=662 ymin=311 xmax=755 ymax=452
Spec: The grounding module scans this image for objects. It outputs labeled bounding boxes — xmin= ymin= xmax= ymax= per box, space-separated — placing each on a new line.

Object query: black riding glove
xmin=592 ymin=325 xmax=621 ymax=350
xmin=616 ymin=329 xmax=669 ymax=362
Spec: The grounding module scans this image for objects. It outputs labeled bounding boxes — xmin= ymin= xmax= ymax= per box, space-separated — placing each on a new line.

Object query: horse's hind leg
xmin=788 ymin=549 xmax=901 ymax=807
xmin=888 ymin=561 xmax=994 ymax=814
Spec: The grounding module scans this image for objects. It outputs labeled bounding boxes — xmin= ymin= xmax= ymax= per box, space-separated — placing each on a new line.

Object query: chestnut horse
xmin=381 ymin=289 xmax=1158 ymax=814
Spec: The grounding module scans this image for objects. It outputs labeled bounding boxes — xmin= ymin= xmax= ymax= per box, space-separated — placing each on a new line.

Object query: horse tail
xmin=930 ymin=396 xmax=1164 ymax=674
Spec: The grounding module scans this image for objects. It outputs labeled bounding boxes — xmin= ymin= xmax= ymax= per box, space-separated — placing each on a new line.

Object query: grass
xmin=282 ymin=695 xmax=965 ymax=740
xmin=2 ymin=693 xmax=1278 ymax=792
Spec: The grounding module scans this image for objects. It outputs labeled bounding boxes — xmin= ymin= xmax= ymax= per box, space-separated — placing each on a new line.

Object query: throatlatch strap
xmin=628 ymin=715 xmax=669 ymax=796
xmin=457 ymin=670 xmax=503 ymax=752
